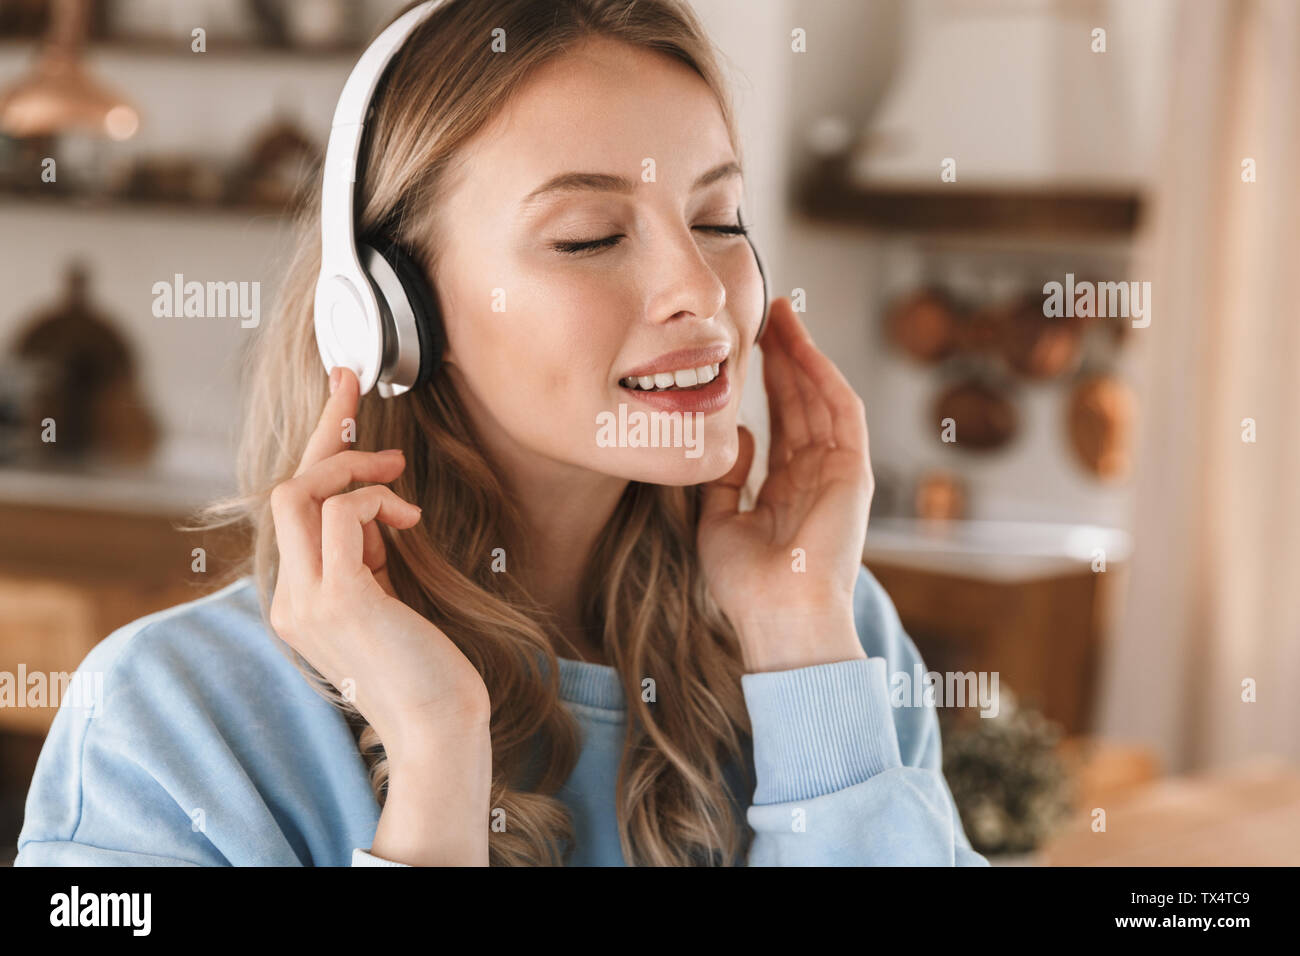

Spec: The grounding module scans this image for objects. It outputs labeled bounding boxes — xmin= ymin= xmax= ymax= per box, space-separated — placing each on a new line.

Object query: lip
xmin=618 ymin=357 xmax=732 ymax=415
xmin=618 ymin=344 xmax=730 ymax=380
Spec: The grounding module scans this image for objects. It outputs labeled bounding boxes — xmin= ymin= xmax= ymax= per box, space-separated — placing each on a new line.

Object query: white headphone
xmin=313 ymin=0 xmax=768 ymax=399
xmin=314 ymin=0 xmax=449 ymax=398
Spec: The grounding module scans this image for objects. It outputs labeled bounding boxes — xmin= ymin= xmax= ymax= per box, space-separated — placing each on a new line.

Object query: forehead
xmin=450 ymin=36 xmax=736 ymax=203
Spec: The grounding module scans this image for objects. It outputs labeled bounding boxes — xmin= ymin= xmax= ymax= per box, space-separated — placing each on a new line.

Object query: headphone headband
xmin=316 ymin=1 xmax=446 ymax=396
xmin=320 ymin=1 xmax=445 ymax=278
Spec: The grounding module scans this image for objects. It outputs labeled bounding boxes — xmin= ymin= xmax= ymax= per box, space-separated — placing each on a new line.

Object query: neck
xmin=453 ymin=378 xmax=627 ymax=662
xmin=513 ymin=468 xmax=624 ymax=654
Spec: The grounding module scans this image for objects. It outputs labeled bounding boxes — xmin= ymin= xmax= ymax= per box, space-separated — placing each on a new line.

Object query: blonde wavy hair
xmin=194 ymin=0 xmax=756 ymax=865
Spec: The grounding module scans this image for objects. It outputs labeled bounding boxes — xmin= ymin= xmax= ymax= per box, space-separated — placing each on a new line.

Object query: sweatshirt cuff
xmin=741 ymin=656 xmax=903 ymax=806
xmin=352 ymin=847 xmax=411 ymax=867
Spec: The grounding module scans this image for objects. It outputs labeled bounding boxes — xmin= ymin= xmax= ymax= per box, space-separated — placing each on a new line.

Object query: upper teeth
xmin=621 ymin=363 xmax=721 ymax=391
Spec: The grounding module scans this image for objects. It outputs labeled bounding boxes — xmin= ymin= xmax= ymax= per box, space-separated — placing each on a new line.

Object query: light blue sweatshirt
xmin=15 ymin=564 xmax=987 ymax=866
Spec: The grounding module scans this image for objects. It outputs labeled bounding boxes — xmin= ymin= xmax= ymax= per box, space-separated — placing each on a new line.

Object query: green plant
xmin=940 ymin=689 xmax=1074 ymax=856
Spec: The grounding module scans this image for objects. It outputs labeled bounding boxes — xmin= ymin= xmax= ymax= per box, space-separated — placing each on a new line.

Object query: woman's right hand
xmin=268 ymin=366 xmax=490 ymax=763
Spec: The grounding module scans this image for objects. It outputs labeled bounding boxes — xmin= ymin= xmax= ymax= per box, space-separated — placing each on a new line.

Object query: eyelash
xmin=551 ymin=222 xmax=749 ymax=256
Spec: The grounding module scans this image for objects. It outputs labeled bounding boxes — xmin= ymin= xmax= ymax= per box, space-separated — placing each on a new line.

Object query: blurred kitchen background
xmin=1 ymin=0 xmax=1297 ymax=865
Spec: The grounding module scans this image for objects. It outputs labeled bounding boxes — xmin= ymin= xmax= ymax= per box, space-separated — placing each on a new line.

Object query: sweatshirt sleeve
xmin=352 ymin=848 xmax=410 ymax=866
xmin=740 ymin=565 xmax=989 ymax=866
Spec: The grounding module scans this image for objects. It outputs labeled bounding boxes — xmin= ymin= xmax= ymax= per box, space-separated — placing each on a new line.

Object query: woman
xmin=16 ymin=0 xmax=986 ymax=867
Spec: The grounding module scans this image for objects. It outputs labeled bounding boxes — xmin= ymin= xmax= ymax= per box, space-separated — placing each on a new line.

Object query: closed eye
xmin=551 ymin=222 xmax=749 ymax=256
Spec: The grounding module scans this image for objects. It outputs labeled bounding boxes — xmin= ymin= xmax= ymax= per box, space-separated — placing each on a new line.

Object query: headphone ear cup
xmin=747 ymin=233 xmax=770 ymax=343
xmin=363 ymin=235 xmax=444 ymax=388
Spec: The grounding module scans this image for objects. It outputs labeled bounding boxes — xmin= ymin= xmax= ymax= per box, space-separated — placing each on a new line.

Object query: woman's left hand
xmin=699 ymin=297 xmax=874 ymax=673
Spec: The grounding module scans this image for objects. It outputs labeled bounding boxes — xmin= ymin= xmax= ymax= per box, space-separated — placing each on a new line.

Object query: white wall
xmin=855 ymin=0 xmax=1174 ymax=187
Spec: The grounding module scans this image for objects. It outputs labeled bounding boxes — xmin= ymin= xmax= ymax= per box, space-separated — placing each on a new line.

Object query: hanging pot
xmin=932 ymin=379 xmax=1018 ymax=452
xmin=886 ymin=288 xmax=958 ymax=364
xmin=1000 ymin=298 xmax=1085 ymax=380
xmin=955 ymin=298 xmax=1016 ymax=356
xmin=1066 ymin=375 xmax=1134 ymax=479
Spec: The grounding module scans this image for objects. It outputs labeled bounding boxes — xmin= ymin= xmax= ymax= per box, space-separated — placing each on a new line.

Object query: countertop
xmin=864 ymin=517 xmax=1133 ymax=582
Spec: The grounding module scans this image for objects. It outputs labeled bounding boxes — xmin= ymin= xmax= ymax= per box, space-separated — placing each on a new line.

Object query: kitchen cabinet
xmin=0 ymin=497 xmax=246 ymax=737
xmin=865 ymin=518 xmax=1130 ymax=735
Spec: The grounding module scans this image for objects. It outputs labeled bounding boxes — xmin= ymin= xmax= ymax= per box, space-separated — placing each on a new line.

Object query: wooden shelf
xmin=798 ymin=155 xmax=1145 ymax=238
xmin=0 ymin=35 xmax=362 ymax=61
xmin=0 ymin=186 xmax=299 ymax=221
xmin=0 ymin=499 xmax=250 ymax=736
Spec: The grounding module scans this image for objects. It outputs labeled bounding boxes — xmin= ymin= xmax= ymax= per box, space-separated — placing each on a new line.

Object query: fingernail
xmin=379 ymin=448 xmax=404 ymax=456
xmin=328 ymin=367 xmax=342 ymax=394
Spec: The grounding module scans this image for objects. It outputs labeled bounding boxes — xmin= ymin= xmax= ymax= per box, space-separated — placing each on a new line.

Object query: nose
xmin=643 ymin=224 xmax=728 ymax=329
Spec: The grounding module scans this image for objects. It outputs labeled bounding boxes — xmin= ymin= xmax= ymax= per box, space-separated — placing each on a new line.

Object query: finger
xmin=700 ymin=425 xmax=755 ymax=525
xmin=760 ymin=316 xmax=786 ymax=465
xmin=787 ymin=343 xmax=834 ymax=447
xmin=771 ymin=301 xmax=868 ymax=454
xmin=361 ymin=520 xmax=388 ymax=578
xmin=762 ymin=344 xmax=805 ymax=460
xmin=271 ymin=450 xmax=407 ymax=584
xmin=295 ymin=366 xmax=362 ymax=477
xmin=760 ymin=303 xmax=810 ymax=458
xmin=320 ymin=485 xmax=422 ymax=583
xmin=293 ymin=449 xmax=407 ymax=501
xmin=360 ymin=523 xmax=405 ymax=600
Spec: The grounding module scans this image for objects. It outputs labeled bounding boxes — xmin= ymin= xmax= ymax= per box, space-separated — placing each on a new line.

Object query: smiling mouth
xmin=618 ymin=360 xmax=725 ymax=392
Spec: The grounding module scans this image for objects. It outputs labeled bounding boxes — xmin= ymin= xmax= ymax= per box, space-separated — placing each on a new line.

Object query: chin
xmin=598 ymin=422 xmax=741 ymax=486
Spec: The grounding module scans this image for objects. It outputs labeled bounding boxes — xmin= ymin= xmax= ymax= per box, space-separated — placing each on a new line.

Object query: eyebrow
xmin=519 ymin=160 xmax=742 ymax=210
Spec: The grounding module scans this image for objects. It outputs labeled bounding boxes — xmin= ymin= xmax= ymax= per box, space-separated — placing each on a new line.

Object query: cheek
xmin=516 ymin=288 xmax=621 ymax=400
xmin=447 ymin=278 xmax=622 ymax=430
xmin=731 ymin=255 xmax=766 ymax=344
